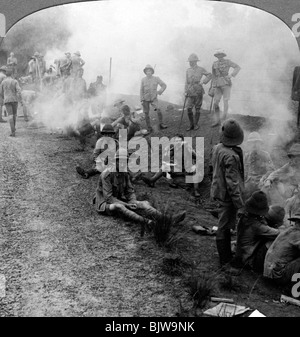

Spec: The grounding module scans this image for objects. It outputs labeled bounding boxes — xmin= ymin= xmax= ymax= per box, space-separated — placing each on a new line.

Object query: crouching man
xmin=93 ymin=148 xmax=186 ymax=234
xmin=264 ymin=211 xmax=300 ymax=286
xmin=234 ymin=191 xmax=280 ymax=272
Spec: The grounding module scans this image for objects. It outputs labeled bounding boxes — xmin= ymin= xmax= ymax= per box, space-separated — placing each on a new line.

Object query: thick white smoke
xmin=21 ymin=0 xmax=300 ymax=134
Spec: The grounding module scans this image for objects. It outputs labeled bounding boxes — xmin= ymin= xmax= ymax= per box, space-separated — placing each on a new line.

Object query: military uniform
xmin=210 ymin=119 xmax=245 ymax=266
xmin=0 ymin=70 xmax=7 ymax=122
xmin=140 ymin=64 xmax=167 ymax=131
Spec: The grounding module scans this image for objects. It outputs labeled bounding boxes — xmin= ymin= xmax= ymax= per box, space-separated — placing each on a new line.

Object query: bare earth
xmin=0 ymin=106 xmax=300 ymax=317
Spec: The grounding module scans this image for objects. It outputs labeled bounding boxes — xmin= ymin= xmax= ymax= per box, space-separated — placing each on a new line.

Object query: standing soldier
xmin=0 ymin=68 xmax=24 ymax=137
xmin=211 ymin=49 xmax=241 ymax=127
xmin=140 ymin=64 xmax=167 ymax=132
xmin=7 ymin=52 xmax=18 ymax=78
xmin=71 ymin=51 xmax=85 ymax=77
xmin=70 ymin=68 xmax=87 ymax=104
xmin=210 ymin=119 xmax=245 ymax=267
xmin=59 ymin=52 xmax=72 ymax=77
xmin=185 ymin=53 xmax=212 ymax=131
xmin=0 ymin=66 xmax=7 ymax=123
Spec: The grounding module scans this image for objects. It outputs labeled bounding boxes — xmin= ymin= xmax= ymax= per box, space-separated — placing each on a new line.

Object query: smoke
xmin=7 ymin=0 xmax=300 ymax=137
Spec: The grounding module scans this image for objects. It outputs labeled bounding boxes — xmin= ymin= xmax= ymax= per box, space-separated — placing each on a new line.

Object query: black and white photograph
xmin=0 ymin=0 xmax=300 ymax=320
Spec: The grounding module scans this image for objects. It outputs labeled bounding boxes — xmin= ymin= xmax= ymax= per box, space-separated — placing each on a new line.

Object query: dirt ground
xmin=1 ymin=103 xmax=300 ymax=317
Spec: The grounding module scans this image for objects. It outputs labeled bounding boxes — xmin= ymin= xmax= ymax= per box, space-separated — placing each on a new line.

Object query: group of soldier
xmin=0 ymin=47 xmax=300 ymax=290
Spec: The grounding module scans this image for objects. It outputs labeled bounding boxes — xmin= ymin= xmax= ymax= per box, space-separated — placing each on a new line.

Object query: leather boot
xmin=118 ymin=205 xmax=146 ymax=224
xmin=216 ymin=234 xmax=232 ymax=267
xmin=194 ymin=109 xmax=201 ymax=130
xmin=186 ymin=109 xmax=194 ymax=131
xmin=144 ymin=113 xmax=153 ymax=132
xmin=157 ymin=109 xmax=167 ymax=129
xmin=211 ymin=104 xmax=221 ymax=127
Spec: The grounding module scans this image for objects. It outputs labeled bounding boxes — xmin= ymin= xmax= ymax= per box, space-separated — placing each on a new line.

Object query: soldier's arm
xmin=201 ymin=68 xmax=212 ymax=84
xmin=228 ymin=60 xmax=241 ymax=78
xmin=185 ymin=71 xmax=189 ymax=93
xmin=111 ymin=116 xmax=124 ymax=128
xmin=0 ymin=82 xmax=3 ymax=100
xmin=15 ymin=81 xmax=23 ymax=104
xmin=224 ymin=155 xmax=244 ymax=209
xmin=256 ymin=223 xmax=279 ymax=239
xmin=265 ymin=163 xmax=289 ymax=184
xmin=157 ymin=77 xmax=167 ymax=95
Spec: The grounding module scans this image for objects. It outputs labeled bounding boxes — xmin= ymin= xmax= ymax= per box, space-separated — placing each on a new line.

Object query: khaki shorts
xmin=214 ymin=85 xmax=231 ymax=102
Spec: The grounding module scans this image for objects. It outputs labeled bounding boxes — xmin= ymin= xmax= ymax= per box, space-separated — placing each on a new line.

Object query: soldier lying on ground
xmin=244 ymin=132 xmax=274 ymax=199
xmin=260 ymin=143 xmax=300 ymax=206
xmin=233 ymin=191 xmax=280 ymax=273
xmin=141 ymin=134 xmax=202 ymax=197
xmin=76 ymin=124 xmax=117 ymax=179
xmin=93 ymin=148 xmax=186 ymax=232
xmin=264 ymin=211 xmax=300 ymax=286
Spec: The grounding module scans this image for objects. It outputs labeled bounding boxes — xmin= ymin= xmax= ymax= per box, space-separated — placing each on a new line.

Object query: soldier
xmin=93 ymin=148 xmax=186 ymax=230
xmin=140 ymin=64 xmax=167 ymax=132
xmin=28 ymin=52 xmax=39 ymax=81
xmin=59 ymin=52 xmax=72 ymax=77
xmin=70 ymin=68 xmax=87 ymax=103
xmin=76 ymin=124 xmax=117 ymax=179
xmin=141 ymin=134 xmax=202 ymax=197
xmin=7 ymin=52 xmax=18 ymax=78
xmin=210 ymin=119 xmax=245 ymax=267
xmin=264 ymin=211 xmax=300 ymax=286
xmin=244 ymin=132 xmax=275 ymax=199
xmin=71 ymin=51 xmax=85 ymax=77
xmin=0 ymin=66 xmax=7 ymax=123
xmin=211 ymin=49 xmax=241 ymax=127
xmin=260 ymin=143 xmax=300 ymax=206
xmin=234 ymin=191 xmax=279 ymax=272
xmin=185 ymin=53 xmax=212 ymax=131
xmin=0 ymin=68 xmax=24 ymax=137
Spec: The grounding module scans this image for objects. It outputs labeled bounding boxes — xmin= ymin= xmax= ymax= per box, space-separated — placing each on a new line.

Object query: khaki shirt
xmin=185 ymin=65 xmax=211 ymax=96
xmin=264 ymin=226 xmax=300 ymax=279
xmin=236 ymin=214 xmax=279 ymax=266
xmin=244 ymin=149 xmax=274 ymax=182
xmin=140 ymin=76 xmax=166 ymax=102
xmin=96 ymin=167 xmax=137 ymax=212
xmin=212 ymin=59 xmax=241 ymax=87
xmin=211 ymin=143 xmax=245 ymax=209
xmin=0 ymin=77 xmax=22 ymax=104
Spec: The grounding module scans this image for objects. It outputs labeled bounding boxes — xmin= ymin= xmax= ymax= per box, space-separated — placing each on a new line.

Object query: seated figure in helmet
xmin=76 ymin=124 xmax=117 ymax=179
xmin=244 ymin=131 xmax=274 ymax=199
xmin=93 ymin=148 xmax=186 ymax=234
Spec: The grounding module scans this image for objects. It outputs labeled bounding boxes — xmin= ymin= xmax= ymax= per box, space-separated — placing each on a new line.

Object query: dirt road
xmin=0 ymin=118 xmax=189 ymax=317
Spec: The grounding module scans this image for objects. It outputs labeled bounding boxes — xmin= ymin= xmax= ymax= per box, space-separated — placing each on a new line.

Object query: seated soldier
xmin=264 ymin=211 xmax=300 ymax=286
xmin=244 ymin=132 xmax=274 ymax=199
xmin=93 ymin=148 xmax=186 ymax=231
xmin=260 ymin=143 xmax=300 ymax=206
xmin=76 ymin=124 xmax=117 ymax=179
xmin=112 ymin=105 xmax=147 ymax=141
xmin=234 ymin=191 xmax=280 ymax=272
xmin=141 ymin=134 xmax=202 ymax=197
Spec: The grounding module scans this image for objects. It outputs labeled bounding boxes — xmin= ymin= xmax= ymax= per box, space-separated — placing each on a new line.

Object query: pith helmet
xmin=188 ymin=53 xmax=199 ymax=62
xmin=220 ymin=118 xmax=244 ymax=146
xmin=287 ymin=143 xmax=300 ymax=157
xmin=245 ymin=191 xmax=269 ymax=216
xmin=74 ymin=51 xmax=81 ymax=56
xmin=214 ymin=49 xmax=227 ymax=58
xmin=114 ymin=148 xmax=128 ymax=159
xmin=0 ymin=66 xmax=7 ymax=72
xmin=143 ymin=64 xmax=154 ymax=74
xmin=121 ymin=105 xmax=131 ymax=116
xmin=247 ymin=132 xmax=262 ymax=142
xmin=101 ymin=124 xmax=115 ymax=134
xmin=265 ymin=205 xmax=285 ymax=226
